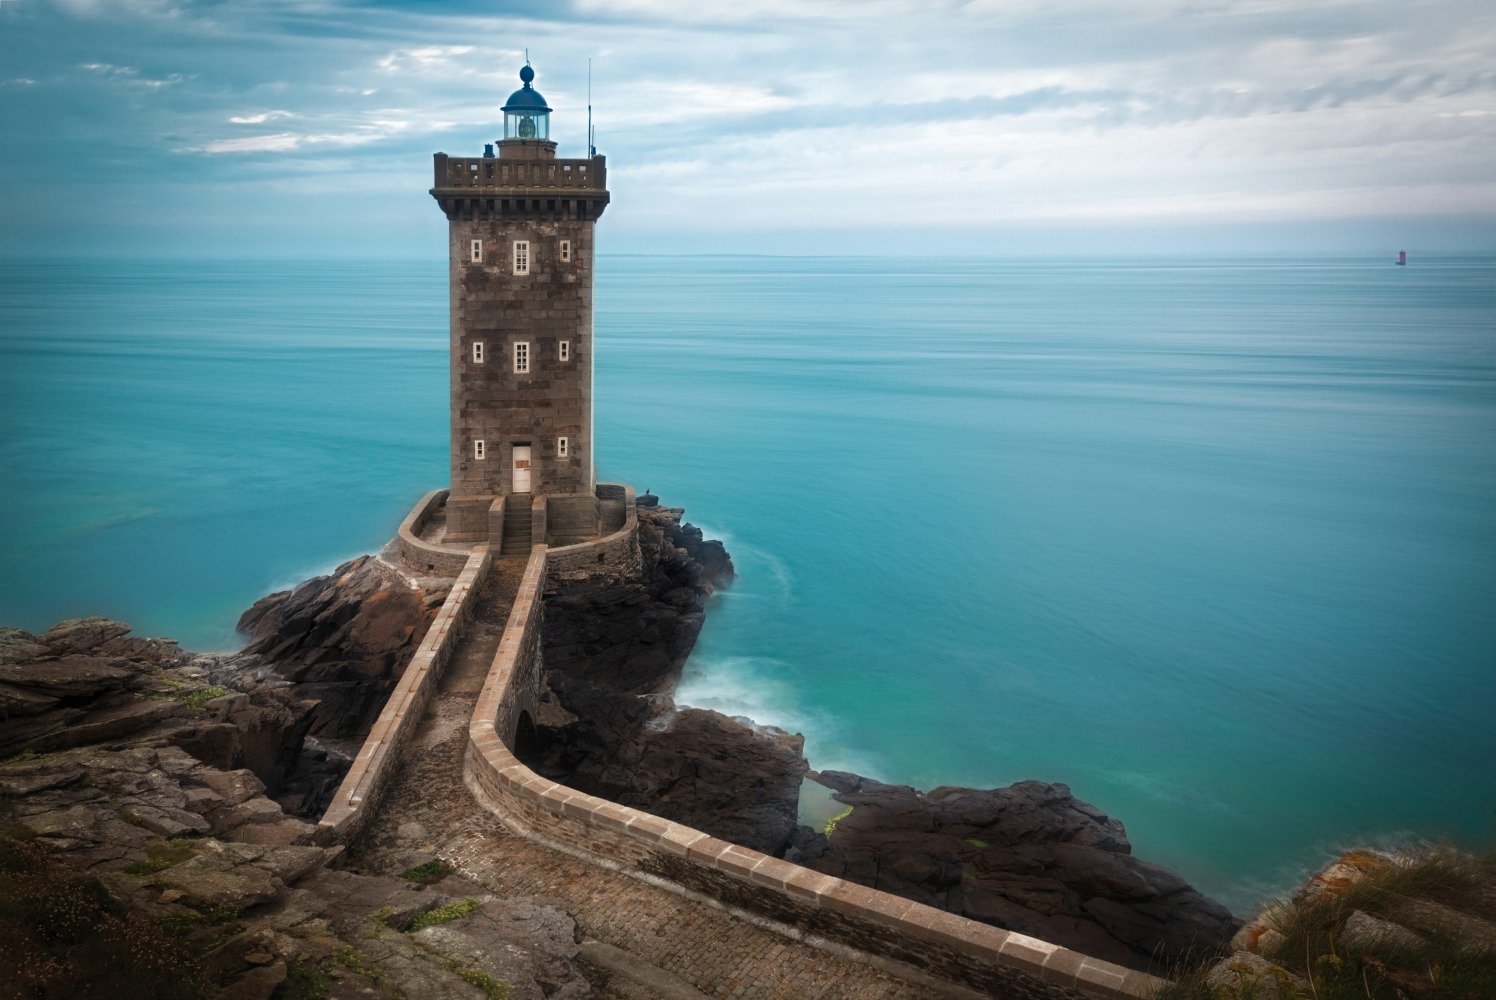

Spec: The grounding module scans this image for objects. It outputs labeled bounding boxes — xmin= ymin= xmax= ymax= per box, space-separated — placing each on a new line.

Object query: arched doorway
xmin=513 ymin=709 xmax=540 ymax=765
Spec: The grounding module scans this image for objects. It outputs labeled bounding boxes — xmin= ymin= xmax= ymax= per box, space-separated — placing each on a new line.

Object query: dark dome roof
xmin=502 ymin=65 xmax=550 ymax=114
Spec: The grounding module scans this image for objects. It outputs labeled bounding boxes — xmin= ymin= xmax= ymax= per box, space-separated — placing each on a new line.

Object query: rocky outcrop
xmin=0 ymin=744 xmax=590 ymax=999
xmin=238 ymin=553 xmax=450 ymax=742
xmin=1202 ymin=845 xmax=1496 ymax=998
xmin=787 ymin=771 xmax=1239 ymax=973
xmin=531 ymin=505 xmax=807 ymax=855
xmin=531 ymin=506 xmax=1239 ymax=971
xmin=1 ymin=618 xmax=308 ymax=797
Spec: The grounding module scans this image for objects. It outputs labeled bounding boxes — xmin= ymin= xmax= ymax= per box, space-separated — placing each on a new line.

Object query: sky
xmin=1 ymin=0 xmax=1493 ymax=256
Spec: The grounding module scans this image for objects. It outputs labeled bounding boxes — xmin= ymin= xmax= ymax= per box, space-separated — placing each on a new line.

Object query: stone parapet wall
xmin=447 ymin=494 xmax=492 ymax=544
xmin=547 ymin=483 xmax=640 ymax=582
xmin=320 ymin=545 xmax=491 ymax=843
xmin=530 ymin=495 xmax=548 ymax=551
xmin=546 ymin=493 xmax=598 ymax=545
xmin=396 ymin=490 xmax=473 ymax=578
xmin=464 ymin=545 xmax=1160 ymax=1000
xmin=473 ymin=546 xmax=547 ymax=750
xmin=488 ymin=495 xmax=507 ymax=546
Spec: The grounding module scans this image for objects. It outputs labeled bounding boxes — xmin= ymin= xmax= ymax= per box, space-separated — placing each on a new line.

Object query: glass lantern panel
xmin=505 ymin=112 xmax=550 ymax=140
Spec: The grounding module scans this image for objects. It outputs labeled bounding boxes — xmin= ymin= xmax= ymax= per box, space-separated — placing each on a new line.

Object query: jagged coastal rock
xmin=528 ymin=505 xmax=1237 ymax=972
xmin=238 ymin=552 xmax=451 ymax=742
xmin=531 ymin=504 xmax=810 ymax=856
xmin=3 ymin=498 xmax=1245 ymax=993
xmin=788 ymin=771 xmax=1239 ymax=972
xmin=0 ymin=629 xmax=588 ymax=998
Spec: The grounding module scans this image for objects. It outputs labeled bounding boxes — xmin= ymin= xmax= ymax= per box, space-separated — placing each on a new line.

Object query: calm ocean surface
xmin=2 ymin=255 xmax=1493 ymax=912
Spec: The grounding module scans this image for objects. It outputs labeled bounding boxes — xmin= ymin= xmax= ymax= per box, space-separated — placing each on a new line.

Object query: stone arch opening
xmin=513 ymin=710 xmax=540 ymax=765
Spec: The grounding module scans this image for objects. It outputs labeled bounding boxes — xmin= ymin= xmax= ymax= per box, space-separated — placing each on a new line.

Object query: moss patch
xmin=824 ymin=805 xmax=853 ymax=838
xmin=122 ymin=838 xmax=197 ymax=876
xmin=271 ymin=960 xmax=331 ymax=1000
xmin=444 ymin=958 xmax=512 ymax=1000
xmin=408 ymin=898 xmax=480 ymax=933
xmin=399 ymin=859 xmax=446 ymax=884
xmin=0 ymin=836 xmax=212 ymax=999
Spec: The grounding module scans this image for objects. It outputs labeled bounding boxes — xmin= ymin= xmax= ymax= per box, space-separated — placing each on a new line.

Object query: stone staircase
xmin=501 ymin=495 xmax=533 ymax=556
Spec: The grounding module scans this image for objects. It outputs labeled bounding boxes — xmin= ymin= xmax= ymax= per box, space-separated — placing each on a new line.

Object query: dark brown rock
xmin=238 ymin=555 xmax=449 ymax=741
xmin=532 ymin=506 xmax=803 ymax=853
xmin=797 ymin=771 xmax=1239 ymax=973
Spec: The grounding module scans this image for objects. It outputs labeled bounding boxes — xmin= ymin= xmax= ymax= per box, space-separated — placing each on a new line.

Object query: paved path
xmin=356 ymin=557 xmax=943 ymax=1000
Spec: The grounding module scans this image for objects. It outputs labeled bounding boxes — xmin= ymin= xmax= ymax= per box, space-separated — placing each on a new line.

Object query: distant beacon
xmin=429 ymin=61 xmax=611 ymax=542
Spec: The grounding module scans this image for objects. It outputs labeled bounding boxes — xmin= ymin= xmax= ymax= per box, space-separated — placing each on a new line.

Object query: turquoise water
xmin=2 ymin=255 xmax=1493 ymax=912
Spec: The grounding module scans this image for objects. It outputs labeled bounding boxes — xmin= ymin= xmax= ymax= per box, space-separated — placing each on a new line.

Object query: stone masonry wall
xmin=547 ymin=484 xmax=640 ymax=582
xmin=395 ymin=490 xmax=473 ymax=578
xmin=319 ymin=546 xmax=491 ymax=843
xmin=546 ymin=493 xmax=599 ymax=545
xmin=448 ymin=213 xmax=595 ymax=500
xmin=464 ymin=547 xmax=1163 ymax=1000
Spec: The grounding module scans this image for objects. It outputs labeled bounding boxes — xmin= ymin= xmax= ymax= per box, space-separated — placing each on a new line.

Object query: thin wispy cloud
xmin=229 ymin=111 xmax=298 ymax=125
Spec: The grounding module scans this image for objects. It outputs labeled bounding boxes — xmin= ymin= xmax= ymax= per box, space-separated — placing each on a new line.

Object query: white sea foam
xmin=265 ymin=550 xmax=365 ymax=597
xmin=675 ymin=653 xmax=882 ymax=778
xmin=690 ymin=524 xmax=794 ymax=604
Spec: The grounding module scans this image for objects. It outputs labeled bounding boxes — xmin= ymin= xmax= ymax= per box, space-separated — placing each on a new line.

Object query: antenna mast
xmin=588 ymin=58 xmax=595 ymax=158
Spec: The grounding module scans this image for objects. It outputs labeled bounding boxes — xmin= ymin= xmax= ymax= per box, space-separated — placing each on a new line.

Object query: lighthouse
xmin=430 ymin=62 xmax=610 ymax=543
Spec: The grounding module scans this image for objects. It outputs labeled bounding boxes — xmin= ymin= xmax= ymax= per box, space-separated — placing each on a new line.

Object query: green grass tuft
xmin=443 ymin=958 xmax=512 ymax=1000
xmin=0 ymin=749 xmax=50 ymax=766
xmin=1154 ymin=844 xmax=1496 ymax=1000
xmin=182 ymin=687 xmax=228 ymax=710
xmin=399 ymin=859 xmax=446 ymax=884
xmin=408 ymin=898 xmax=480 ymax=933
xmin=271 ymin=960 xmax=331 ymax=1000
xmin=122 ymin=839 xmax=197 ymax=876
xmin=0 ymin=836 xmax=213 ymax=999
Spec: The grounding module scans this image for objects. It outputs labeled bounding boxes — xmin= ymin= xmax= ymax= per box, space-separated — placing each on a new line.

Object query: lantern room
xmin=502 ymin=64 xmax=551 ymax=141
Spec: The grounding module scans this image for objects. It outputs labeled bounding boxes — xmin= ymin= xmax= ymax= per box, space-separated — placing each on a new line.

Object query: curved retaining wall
xmin=464 ymin=546 xmax=1162 ymax=1000
xmin=319 ymin=545 xmax=491 ymax=843
xmin=396 ymin=489 xmax=473 ymax=578
xmin=546 ymin=482 xmax=641 ymax=581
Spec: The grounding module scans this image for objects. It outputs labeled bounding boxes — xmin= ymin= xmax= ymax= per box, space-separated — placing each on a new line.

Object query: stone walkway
xmin=357 ymin=557 xmax=945 ymax=1000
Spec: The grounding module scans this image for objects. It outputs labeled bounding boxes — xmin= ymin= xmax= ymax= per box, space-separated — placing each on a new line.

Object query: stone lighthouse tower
xmin=431 ymin=62 xmax=610 ymax=544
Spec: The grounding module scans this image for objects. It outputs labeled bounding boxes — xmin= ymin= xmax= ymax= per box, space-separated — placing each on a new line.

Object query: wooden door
xmin=512 ymin=445 xmax=531 ymax=493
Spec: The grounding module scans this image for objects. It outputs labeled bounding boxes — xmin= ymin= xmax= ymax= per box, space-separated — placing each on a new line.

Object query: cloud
xmin=229 ymin=111 xmax=297 ymax=125
xmin=377 ymin=45 xmax=476 ymax=75
xmin=196 ymin=117 xmax=425 ymax=154
xmin=201 ymin=133 xmax=302 ymax=154
xmin=81 ymin=62 xmax=183 ymax=89
xmin=4 ymin=0 xmax=1494 ymax=253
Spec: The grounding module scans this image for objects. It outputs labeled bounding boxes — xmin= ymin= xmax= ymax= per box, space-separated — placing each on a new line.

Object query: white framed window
xmin=472 ymin=341 xmax=485 ymax=364
xmin=560 ymin=240 xmax=572 ymax=262
xmin=470 ymin=239 xmax=482 ymax=262
xmin=474 ymin=440 xmax=486 ymax=461
xmin=513 ymin=341 xmax=530 ymax=373
xmin=557 ymin=436 xmax=569 ymax=458
xmin=513 ymin=240 xmax=530 ymax=275
xmin=558 ymin=339 xmax=570 ymax=362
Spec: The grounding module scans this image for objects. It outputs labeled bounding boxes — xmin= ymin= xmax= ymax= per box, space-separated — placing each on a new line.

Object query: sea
xmin=2 ymin=254 xmax=1493 ymax=914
